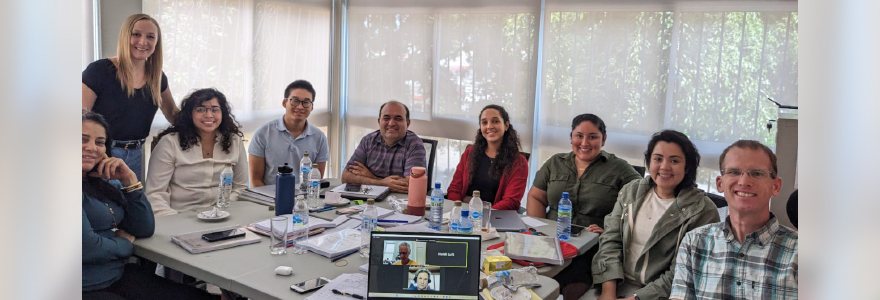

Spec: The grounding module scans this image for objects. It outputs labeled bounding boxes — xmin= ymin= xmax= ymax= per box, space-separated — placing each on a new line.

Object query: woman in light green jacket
xmin=591 ymin=130 xmax=719 ymax=300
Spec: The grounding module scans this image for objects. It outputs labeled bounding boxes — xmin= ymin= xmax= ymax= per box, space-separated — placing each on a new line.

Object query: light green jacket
xmin=592 ymin=177 xmax=719 ymax=300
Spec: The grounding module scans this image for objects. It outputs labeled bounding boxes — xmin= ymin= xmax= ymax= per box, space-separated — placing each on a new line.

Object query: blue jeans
xmin=111 ymin=143 xmax=145 ymax=182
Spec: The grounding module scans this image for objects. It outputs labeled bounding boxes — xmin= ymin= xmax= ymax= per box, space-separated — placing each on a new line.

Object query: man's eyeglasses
xmin=721 ymin=168 xmax=775 ymax=180
xmin=287 ymin=98 xmax=313 ymax=108
xmin=194 ymin=106 xmax=221 ymax=114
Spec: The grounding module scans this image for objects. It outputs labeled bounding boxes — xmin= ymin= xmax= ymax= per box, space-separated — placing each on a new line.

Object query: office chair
xmin=421 ymin=138 xmax=438 ymax=195
xmin=631 ymin=165 xmax=646 ymax=177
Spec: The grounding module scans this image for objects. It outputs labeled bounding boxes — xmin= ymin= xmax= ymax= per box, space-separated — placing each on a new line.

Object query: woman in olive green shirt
xmin=526 ymin=113 xmax=642 ymax=300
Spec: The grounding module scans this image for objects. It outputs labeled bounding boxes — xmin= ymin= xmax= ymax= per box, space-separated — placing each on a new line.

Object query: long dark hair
xmin=468 ymin=105 xmax=523 ymax=183
xmin=644 ymin=130 xmax=700 ymax=195
xmin=82 ymin=109 xmax=126 ymax=207
xmin=155 ymin=88 xmax=242 ymax=152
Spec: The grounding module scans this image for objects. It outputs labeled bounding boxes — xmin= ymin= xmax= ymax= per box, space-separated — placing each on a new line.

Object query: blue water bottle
xmin=275 ymin=163 xmax=296 ymax=216
xmin=557 ymin=192 xmax=572 ymax=241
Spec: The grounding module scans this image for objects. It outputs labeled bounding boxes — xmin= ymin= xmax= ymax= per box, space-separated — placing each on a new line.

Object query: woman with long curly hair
xmin=446 ymin=104 xmax=528 ymax=210
xmin=145 ymin=88 xmax=249 ymax=216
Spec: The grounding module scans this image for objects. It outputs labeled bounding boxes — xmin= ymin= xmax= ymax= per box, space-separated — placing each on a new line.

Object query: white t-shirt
xmin=624 ymin=188 xmax=675 ymax=283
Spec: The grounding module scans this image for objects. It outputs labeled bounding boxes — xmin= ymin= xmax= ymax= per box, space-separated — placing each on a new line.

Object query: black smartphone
xmin=571 ymin=224 xmax=586 ymax=237
xmin=201 ymin=229 xmax=246 ymax=242
xmin=344 ymin=183 xmax=362 ymax=192
xmin=290 ymin=277 xmax=331 ymax=293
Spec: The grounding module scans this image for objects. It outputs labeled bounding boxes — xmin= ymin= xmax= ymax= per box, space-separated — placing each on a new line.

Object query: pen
xmin=331 ymin=288 xmax=364 ymax=299
xmin=330 ymin=248 xmax=360 ymax=262
xmin=376 ymin=219 xmax=408 ymax=224
xmin=310 ymin=205 xmax=333 ymax=213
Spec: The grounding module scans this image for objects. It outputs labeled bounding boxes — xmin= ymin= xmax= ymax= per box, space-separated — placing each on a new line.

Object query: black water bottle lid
xmin=278 ymin=163 xmax=294 ymax=174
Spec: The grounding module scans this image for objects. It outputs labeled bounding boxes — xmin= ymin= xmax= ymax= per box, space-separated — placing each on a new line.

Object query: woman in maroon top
xmin=447 ymin=105 xmax=528 ymax=210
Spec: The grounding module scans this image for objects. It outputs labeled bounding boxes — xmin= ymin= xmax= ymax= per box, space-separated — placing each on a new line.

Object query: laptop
xmin=487 ymin=209 xmax=528 ymax=232
xmin=366 ymin=231 xmax=481 ymax=300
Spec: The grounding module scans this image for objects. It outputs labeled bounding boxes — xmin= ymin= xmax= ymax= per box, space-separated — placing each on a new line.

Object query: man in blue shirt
xmin=248 ymin=80 xmax=330 ymax=186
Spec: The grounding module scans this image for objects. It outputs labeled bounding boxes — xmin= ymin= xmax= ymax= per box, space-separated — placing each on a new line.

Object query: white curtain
xmin=345 ymin=0 xmax=541 ymax=188
xmin=83 ymin=0 xmax=95 ymax=70
xmin=142 ymin=0 xmax=332 ymax=131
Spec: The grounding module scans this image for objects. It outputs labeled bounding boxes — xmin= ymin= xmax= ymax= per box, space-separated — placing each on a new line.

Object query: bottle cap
xmin=454 ymin=201 xmax=462 ymax=207
xmin=278 ymin=163 xmax=294 ymax=174
xmin=312 ymin=163 xmax=318 ymax=167
xmin=435 ymin=182 xmax=441 ymax=189
xmin=303 ymin=152 xmax=309 ymax=157
xmin=473 ymin=191 xmax=480 ymax=197
xmin=562 ymin=192 xmax=569 ymax=198
xmin=461 ymin=210 xmax=469 ymax=216
xmin=367 ymin=198 xmax=375 ymax=205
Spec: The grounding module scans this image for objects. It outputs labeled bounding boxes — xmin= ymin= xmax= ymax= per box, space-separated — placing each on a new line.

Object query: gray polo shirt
xmin=248 ymin=118 xmax=329 ymax=185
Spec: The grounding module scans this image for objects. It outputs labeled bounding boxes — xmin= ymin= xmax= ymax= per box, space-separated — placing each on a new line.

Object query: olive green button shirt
xmin=533 ymin=150 xmax=642 ymax=228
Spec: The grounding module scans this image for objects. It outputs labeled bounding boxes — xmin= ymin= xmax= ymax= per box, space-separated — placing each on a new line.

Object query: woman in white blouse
xmin=146 ymin=88 xmax=249 ymax=216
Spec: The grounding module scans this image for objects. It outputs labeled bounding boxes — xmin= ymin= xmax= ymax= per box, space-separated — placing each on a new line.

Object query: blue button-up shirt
xmin=248 ymin=118 xmax=329 ymax=185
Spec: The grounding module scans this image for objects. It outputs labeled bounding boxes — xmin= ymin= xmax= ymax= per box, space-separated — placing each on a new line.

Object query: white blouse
xmin=145 ymin=132 xmax=249 ymax=216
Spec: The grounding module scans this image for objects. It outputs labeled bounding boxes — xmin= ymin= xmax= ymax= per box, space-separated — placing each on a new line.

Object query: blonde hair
xmin=116 ymin=14 xmax=163 ymax=106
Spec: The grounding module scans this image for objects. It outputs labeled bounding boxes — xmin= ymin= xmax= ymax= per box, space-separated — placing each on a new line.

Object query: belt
xmin=112 ymin=139 xmax=146 ymax=150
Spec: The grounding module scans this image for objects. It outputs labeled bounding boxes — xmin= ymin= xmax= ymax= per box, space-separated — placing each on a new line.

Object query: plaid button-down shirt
xmin=346 ymin=130 xmax=426 ymax=178
xmin=670 ymin=214 xmax=798 ymax=300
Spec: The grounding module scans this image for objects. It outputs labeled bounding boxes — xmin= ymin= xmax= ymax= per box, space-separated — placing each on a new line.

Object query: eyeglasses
xmin=287 ymin=98 xmax=313 ymax=108
xmin=194 ymin=106 xmax=221 ymax=114
xmin=720 ymin=168 xmax=775 ymax=180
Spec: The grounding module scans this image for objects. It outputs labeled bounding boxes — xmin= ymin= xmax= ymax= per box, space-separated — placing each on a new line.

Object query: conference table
xmin=133 ymin=180 xmax=600 ymax=300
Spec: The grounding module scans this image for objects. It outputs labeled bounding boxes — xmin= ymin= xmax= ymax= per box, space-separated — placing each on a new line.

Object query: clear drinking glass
xmin=270 ymin=216 xmax=288 ymax=255
xmin=482 ymin=201 xmax=493 ymax=232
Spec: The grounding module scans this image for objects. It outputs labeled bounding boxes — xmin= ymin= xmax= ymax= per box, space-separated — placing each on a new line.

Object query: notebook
xmin=329 ymin=184 xmax=391 ymax=200
xmin=171 ymin=225 xmax=260 ymax=254
xmin=253 ymin=215 xmax=347 ymax=234
xmin=366 ymin=231 xmax=481 ymax=300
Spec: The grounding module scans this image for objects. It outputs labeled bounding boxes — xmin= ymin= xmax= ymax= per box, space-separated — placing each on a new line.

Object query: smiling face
xmin=416 ymin=272 xmax=430 ymax=290
xmin=716 ymin=147 xmax=782 ymax=216
xmin=480 ymin=108 xmax=509 ymax=145
xmin=649 ymin=141 xmax=686 ymax=198
xmin=82 ymin=121 xmax=107 ymax=175
xmin=129 ymin=19 xmax=158 ymax=61
xmin=192 ymin=98 xmax=222 ymax=136
xmin=570 ymin=120 xmax=606 ymax=163
xmin=378 ymin=102 xmax=409 ymax=145
xmin=283 ymin=88 xmax=314 ymax=122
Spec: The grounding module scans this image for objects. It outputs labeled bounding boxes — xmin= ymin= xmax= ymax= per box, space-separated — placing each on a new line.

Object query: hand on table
xmin=115 ymin=229 xmax=135 ymax=243
xmin=587 ymin=224 xmax=604 ymax=234
xmin=382 ymin=176 xmax=409 ymax=193
xmin=347 ymin=162 xmax=378 ymax=179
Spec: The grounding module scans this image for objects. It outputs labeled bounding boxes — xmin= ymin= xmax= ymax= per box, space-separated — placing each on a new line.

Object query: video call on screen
xmin=367 ymin=233 xmax=481 ymax=299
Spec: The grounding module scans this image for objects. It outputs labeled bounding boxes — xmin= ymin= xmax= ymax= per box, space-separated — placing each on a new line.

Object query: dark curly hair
xmin=467 ymin=105 xmax=523 ymax=183
xmin=82 ymin=109 xmax=126 ymax=207
xmin=154 ymin=88 xmax=242 ymax=153
xmin=644 ymin=129 xmax=701 ymax=195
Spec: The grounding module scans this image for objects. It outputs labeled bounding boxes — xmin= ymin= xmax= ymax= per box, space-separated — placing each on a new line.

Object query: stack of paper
xmin=348 ymin=205 xmax=395 ymax=220
xmin=171 ymin=225 xmax=260 ymax=254
xmin=503 ymin=232 xmax=564 ymax=265
xmin=376 ymin=212 xmax=423 ymax=227
xmin=241 ymin=184 xmax=282 ymax=204
xmin=305 ymin=273 xmax=368 ymax=300
xmin=329 ymin=184 xmax=391 ymax=200
xmin=302 ymin=228 xmax=362 ymax=258
xmin=253 ymin=215 xmax=347 ymax=234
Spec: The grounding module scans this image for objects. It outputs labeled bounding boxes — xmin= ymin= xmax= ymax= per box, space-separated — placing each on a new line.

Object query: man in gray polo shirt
xmin=248 ymin=80 xmax=329 ymax=187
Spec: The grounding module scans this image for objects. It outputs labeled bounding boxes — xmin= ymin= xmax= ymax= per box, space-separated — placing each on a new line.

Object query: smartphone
xmin=570 ymin=224 xmax=586 ymax=237
xmin=290 ymin=277 xmax=331 ymax=293
xmin=344 ymin=183 xmax=362 ymax=192
xmin=201 ymin=229 xmax=246 ymax=242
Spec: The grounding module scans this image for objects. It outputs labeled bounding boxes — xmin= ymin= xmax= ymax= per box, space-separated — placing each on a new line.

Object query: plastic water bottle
xmin=292 ymin=195 xmax=310 ymax=254
xmin=359 ymin=198 xmax=378 ymax=257
xmin=274 ymin=163 xmax=295 ymax=216
xmin=299 ymin=152 xmax=311 ymax=191
xmin=449 ymin=201 xmax=462 ymax=233
xmin=429 ymin=182 xmax=444 ymax=231
xmin=307 ymin=163 xmax=322 ymax=209
xmin=557 ymin=192 xmax=572 ymax=241
xmin=470 ymin=191 xmax=483 ymax=233
xmin=458 ymin=209 xmax=473 ymax=234
xmin=217 ymin=163 xmax=233 ymax=208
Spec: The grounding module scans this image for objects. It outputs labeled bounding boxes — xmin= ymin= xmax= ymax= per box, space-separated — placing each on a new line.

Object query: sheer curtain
xmin=142 ymin=0 xmax=332 ymax=133
xmin=538 ymin=1 xmax=797 ymax=192
xmin=345 ymin=0 xmax=541 ymax=188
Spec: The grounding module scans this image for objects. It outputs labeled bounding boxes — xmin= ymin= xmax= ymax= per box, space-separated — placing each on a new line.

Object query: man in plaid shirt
xmin=670 ymin=140 xmax=798 ymax=300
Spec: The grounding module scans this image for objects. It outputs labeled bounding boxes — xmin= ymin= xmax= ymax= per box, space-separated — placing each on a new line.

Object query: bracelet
xmin=122 ymin=181 xmax=144 ymax=193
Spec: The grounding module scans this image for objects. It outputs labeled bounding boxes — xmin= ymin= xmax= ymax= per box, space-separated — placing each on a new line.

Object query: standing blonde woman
xmin=83 ymin=14 xmax=178 ymax=181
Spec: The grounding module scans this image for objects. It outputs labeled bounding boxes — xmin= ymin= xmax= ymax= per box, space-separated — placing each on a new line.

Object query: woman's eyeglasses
xmin=194 ymin=106 xmax=221 ymax=114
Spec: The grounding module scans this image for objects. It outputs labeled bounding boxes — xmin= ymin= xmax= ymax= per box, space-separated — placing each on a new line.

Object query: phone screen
xmin=570 ymin=225 xmax=586 ymax=236
xmin=291 ymin=277 xmax=331 ymax=292
xmin=345 ymin=183 xmax=362 ymax=192
xmin=201 ymin=229 xmax=245 ymax=242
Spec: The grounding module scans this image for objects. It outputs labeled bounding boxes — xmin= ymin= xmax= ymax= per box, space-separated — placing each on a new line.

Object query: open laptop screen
xmin=367 ymin=232 xmax=481 ymax=300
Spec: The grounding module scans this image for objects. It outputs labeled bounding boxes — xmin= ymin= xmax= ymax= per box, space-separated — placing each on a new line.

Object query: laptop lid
xmin=367 ymin=231 xmax=481 ymax=300
xmin=488 ymin=209 xmax=527 ymax=232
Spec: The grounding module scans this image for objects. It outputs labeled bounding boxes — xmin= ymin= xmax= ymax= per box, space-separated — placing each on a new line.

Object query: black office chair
xmin=631 ymin=165 xmax=646 ymax=177
xmin=706 ymin=192 xmax=728 ymax=208
xmin=787 ymin=189 xmax=797 ymax=229
xmin=520 ymin=152 xmax=530 ymax=162
xmin=421 ymin=138 xmax=438 ymax=195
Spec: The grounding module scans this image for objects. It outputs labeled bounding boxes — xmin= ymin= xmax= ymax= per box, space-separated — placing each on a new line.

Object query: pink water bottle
xmin=407 ymin=167 xmax=427 ymax=216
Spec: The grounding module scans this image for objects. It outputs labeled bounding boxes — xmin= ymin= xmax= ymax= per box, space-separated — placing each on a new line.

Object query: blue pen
xmin=311 ymin=205 xmax=333 ymax=213
xmin=330 ymin=248 xmax=360 ymax=262
xmin=376 ymin=219 xmax=408 ymax=224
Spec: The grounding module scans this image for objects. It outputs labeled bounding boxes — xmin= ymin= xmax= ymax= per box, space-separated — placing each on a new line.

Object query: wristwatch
xmin=633 ymin=294 xmax=640 ymax=300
